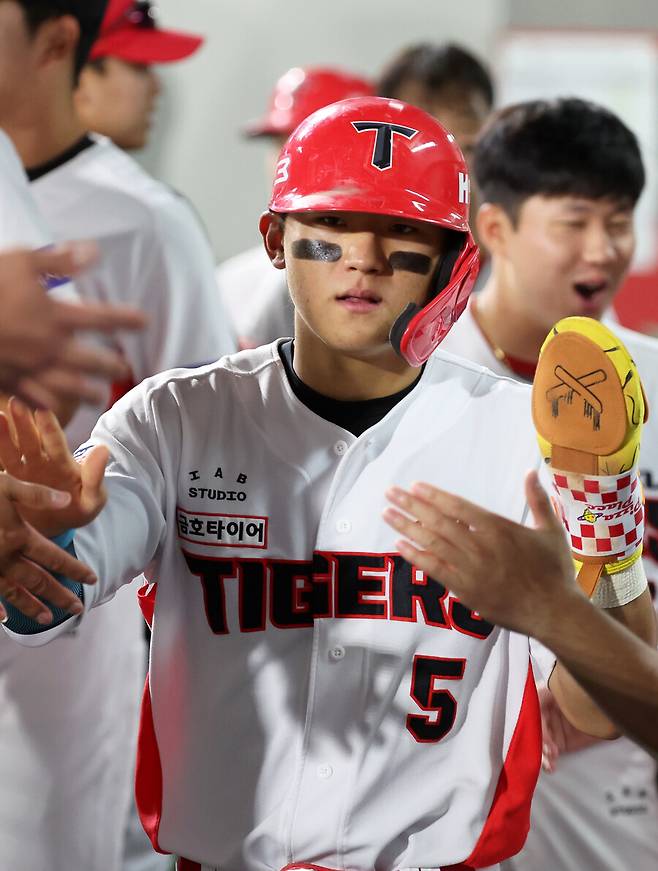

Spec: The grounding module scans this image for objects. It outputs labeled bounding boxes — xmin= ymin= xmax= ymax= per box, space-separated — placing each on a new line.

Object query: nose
xmin=342 ymin=232 xmax=390 ymax=274
xmin=582 ymin=222 xmax=616 ymax=265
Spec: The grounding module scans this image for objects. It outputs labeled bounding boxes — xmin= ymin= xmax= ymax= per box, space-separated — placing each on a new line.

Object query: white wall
xmin=139 ymin=0 xmax=504 ymax=263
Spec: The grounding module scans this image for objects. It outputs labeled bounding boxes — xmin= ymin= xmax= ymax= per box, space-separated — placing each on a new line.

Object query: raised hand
xmin=0 ymin=399 xmax=108 ymax=538
xmin=0 ymin=243 xmax=147 ymax=409
xmin=382 ymin=470 xmax=578 ymax=635
xmin=0 ymin=471 xmax=97 ymax=624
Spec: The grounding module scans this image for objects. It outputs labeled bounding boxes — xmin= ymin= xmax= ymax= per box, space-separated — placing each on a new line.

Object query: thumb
xmin=0 ymin=473 xmax=71 ymax=509
xmin=80 ymin=445 xmax=109 ymax=495
xmin=525 ymin=470 xmax=560 ymax=531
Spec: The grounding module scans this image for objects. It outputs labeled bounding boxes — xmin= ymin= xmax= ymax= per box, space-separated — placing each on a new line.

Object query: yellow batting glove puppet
xmin=532 ymin=316 xmax=648 ymax=605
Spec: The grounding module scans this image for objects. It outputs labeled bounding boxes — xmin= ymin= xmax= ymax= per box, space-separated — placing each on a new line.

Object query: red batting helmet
xmin=245 ymin=67 xmax=374 ymax=138
xmin=268 ymin=96 xmax=480 ymax=366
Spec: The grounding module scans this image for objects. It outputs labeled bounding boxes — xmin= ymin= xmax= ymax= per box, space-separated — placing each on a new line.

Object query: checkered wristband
xmin=551 ymin=467 xmax=644 ymax=562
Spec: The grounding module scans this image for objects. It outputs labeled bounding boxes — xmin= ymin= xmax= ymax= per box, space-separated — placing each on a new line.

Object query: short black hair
xmin=16 ymin=0 xmax=107 ymax=80
xmin=378 ymin=43 xmax=494 ymax=109
xmin=474 ymin=98 xmax=645 ymax=222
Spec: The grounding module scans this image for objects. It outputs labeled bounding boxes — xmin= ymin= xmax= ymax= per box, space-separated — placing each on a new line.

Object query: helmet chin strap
xmin=389 ymin=233 xmax=462 ymax=358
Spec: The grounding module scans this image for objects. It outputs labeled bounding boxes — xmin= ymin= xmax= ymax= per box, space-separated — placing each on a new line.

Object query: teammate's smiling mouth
xmin=573 ymin=279 xmax=609 ymax=299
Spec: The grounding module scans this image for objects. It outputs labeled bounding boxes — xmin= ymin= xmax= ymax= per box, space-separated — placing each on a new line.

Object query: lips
xmin=336 ymin=288 xmax=382 ymax=304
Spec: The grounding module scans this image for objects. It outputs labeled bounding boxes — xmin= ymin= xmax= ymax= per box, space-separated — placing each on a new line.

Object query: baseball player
xmin=440 ymin=98 xmax=658 ymax=871
xmin=0 ymin=96 xmax=655 ymax=871
xmin=233 ymin=45 xmax=495 ymax=353
xmin=216 ymin=65 xmax=373 ymax=348
xmin=75 ymin=0 xmax=204 ymax=151
xmin=0 ymin=2 xmax=233 ymax=869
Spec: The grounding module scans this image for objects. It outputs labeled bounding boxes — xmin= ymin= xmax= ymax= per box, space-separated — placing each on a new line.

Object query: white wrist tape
xmin=591 ymin=558 xmax=648 ymax=609
xmin=550 ymin=467 xmax=644 ymax=562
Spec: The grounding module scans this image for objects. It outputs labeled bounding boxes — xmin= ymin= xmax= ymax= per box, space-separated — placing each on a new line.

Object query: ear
xmin=475 ymin=202 xmax=515 ymax=257
xmin=36 ymin=15 xmax=80 ymax=69
xmin=259 ymin=212 xmax=286 ymax=270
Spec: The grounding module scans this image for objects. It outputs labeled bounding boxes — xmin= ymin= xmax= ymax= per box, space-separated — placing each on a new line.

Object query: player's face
xmin=499 ymin=195 xmax=635 ymax=331
xmin=0 ymin=1 xmax=38 ymax=122
xmin=392 ymin=83 xmax=489 ymax=166
xmin=393 ymin=82 xmax=488 ymax=244
xmin=75 ymin=57 xmax=161 ymax=151
xmin=279 ymin=211 xmax=445 ymax=360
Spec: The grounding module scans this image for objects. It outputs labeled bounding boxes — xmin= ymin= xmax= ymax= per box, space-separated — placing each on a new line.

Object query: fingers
xmin=384 ymin=486 xmax=473 ymax=550
xmin=80 ymin=445 xmax=109 ymax=508
xmin=53 ymin=338 xmax=131 ymax=381
xmin=23 ymin=527 xmax=96 ymax=586
xmin=1 ymin=553 xmax=87 ymax=624
xmin=25 ymin=369 xmax=105 ymax=406
xmin=392 ymin=535 xmax=456 ymax=586
xmin=0 ymin=473 xmax=71 ymax=510
xmin=0 ymin=414 xmax=22 ymax=474
xmin=32 ymin=240 xmax=99 ymax=281
xmin=34 ymin=409 xmax=79 ymax=473
xmin=0 ymin=571 xmax=56 ymax=625
xmin=8 ymin=398 xmax=43 ymax=462
xmin=10 ymin=375 xmax=60 ymax=411
xmin=53 ymin=299 xmax=147 ymax=334
xmin=525 ymin=470 xmax=561 ymax=531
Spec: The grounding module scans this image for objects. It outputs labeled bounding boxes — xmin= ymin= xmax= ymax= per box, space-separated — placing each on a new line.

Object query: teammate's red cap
xmin=245 ymin=67 xmax=374 ymax=138
xmin=89 ymin=0 xmax=204 ymax=65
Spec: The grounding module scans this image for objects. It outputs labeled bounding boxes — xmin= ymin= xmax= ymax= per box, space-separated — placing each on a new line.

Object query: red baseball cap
xmin=89 ymin=0 xmax=204 ymax=65
xmin=245 ymin=66 xmax=374 ymax=137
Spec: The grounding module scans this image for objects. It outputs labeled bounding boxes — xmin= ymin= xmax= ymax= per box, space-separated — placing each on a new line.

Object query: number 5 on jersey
xmin=407 ymin=655 xmax=466 ymax=743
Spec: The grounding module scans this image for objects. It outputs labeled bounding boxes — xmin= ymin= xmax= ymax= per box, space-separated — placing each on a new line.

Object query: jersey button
xmin=317 ymin=763 xmax=334 ymax=779
xmin=336 ymin=519 xmax=351 ymax=534
xmin=329 ymin=645 xmax=345 ymax=661
xmin=333 ymin=440 xmax=348 ymax=456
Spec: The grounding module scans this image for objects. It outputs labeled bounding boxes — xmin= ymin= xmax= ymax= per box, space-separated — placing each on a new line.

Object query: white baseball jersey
xmin=216 ymin=243 xmax=294 ymax=346
xmin=0 ymin=130 xmax=75 ymax=301
xmin=0 ymin=131 xmax=146 ymax=871
xmin=6 ymin=344 xmax=550 ymax=870
xmin=31 ymin=134 xmax=237 ymax=448
xmin=441 ymin=301 xmax=658 ymax=871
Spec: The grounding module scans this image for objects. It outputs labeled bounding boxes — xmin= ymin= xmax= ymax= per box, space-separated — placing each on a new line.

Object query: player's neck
xmin=6 ymin=90 xmax=87 ymax=170
xmin=475 ymin=272 xmax=548 ymax=364
xmin=293 ymin=323 xmax=419 ymax=401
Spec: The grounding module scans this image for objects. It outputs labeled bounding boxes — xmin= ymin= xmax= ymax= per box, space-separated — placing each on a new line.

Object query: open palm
xmin=0 ymin=398 xmax=108 ymax=537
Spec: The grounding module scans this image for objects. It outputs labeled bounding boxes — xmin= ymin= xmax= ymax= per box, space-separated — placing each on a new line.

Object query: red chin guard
xmin=391 ymin=236 xmax=480 ymax=367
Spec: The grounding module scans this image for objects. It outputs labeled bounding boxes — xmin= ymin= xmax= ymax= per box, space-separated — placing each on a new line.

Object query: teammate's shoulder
xmin=608 ymin=319 xmax=658 ymax=358
xmin=216 ymin=245 xmax=271 ymax=282
xmin=428 ymin=347 xmax=531 ymax=400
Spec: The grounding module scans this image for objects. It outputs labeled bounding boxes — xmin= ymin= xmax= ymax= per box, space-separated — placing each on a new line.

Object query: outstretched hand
xmin=0 ymin=471 xmax=97 ymax=624
xmin=383 ymin=470 xmax=578 ymax=636
xmin=0 ymin=398 xmax=108 ymax=538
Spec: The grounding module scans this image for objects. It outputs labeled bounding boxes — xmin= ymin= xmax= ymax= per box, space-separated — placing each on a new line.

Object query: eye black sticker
xmin=388 ymin=251 xmax=432 ymax=274
xmin=292 ymin=239 xmax=342 ymax=262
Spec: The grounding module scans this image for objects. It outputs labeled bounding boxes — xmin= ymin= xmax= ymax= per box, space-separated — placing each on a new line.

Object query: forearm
xmin=541 ymin=589 xmax=658 ymax=753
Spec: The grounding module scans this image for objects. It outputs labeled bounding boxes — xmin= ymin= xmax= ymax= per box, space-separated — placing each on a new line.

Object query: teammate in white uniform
xmin=75 ymin=0 xmax=204 ymax=152
xmin=0 ymin=3 xmax=230 ymax=869
xmin=216 ymin=66 xmax=373 ymax=347
xmin=440 ymin=97 xmax=658 ymax=871
xmin=0 ymin=96 xmax=654 ymax=871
